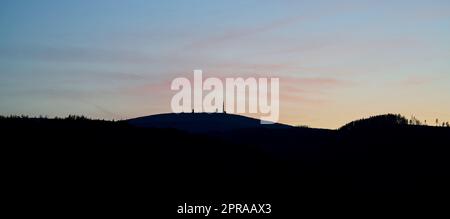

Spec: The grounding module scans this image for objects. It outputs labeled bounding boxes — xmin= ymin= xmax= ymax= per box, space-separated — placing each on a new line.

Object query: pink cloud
xmin=398 ymin=75 xmax=438 ymax=87
xmin=187 ymin=15 xmax=303 ymax=49
xmin=121 ymin=72 xmax=352 ymax=113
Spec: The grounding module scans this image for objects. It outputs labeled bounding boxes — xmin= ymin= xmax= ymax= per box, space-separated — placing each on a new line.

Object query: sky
xmin=1 ymin=0 xmax=450 ymax=128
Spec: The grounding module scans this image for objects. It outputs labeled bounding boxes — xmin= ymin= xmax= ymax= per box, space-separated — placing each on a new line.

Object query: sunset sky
xmin=1 ymin=0 xmax=450 ymax=128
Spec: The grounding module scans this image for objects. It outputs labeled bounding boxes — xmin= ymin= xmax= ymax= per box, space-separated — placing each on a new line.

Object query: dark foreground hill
xmin=2 ymin=114 xmax=450 ymax=216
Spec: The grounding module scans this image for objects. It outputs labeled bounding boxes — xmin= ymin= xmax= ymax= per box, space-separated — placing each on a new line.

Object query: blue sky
xmin=1 ymin=0 xmax=450 ymax=128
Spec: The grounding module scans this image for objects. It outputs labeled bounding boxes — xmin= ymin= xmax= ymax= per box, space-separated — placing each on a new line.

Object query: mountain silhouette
xmin=127 ymin=112 xmax=292 ymax=132
xmin=2 ymin=113 xmax=450 ymax=216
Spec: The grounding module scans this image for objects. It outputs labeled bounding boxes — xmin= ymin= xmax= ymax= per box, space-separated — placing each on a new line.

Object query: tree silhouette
xmin=409 ymin=115 xmax=422 ymax=125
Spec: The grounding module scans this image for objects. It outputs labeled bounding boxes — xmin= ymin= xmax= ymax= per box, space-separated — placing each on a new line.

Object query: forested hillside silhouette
xmin=339 ymin=114 xmax=409 ymax=130
xmin=2 ymin=113 xmax=450 ymax=216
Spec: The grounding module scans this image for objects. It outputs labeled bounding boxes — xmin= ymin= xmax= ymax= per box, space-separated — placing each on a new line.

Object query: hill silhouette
xmin=340 ymin=113 xmax=409 ymax=130
xmin=127 ymin=112 xmax=292 ymax=132
xmin=2 ymin=113 xmax=450 ymax=216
